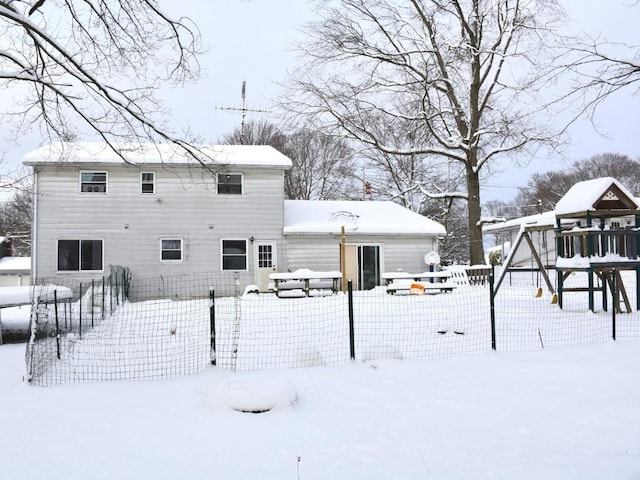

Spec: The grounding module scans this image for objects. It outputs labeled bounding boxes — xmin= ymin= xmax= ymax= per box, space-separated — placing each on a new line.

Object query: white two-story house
xmin=24 ymin=142 xmax=446 ymax=296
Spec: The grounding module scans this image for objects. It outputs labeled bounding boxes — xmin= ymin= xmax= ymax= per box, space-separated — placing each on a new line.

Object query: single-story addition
xmin=283 ymin=200 xmax=446 ymax=290
xmin=23 ymin=142 xmax=446 ymax=296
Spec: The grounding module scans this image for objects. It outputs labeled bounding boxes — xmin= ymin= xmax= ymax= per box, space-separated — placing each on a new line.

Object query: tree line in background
xmin=1 ymin=1 xmax=640 ymax=264
xmin=0 ymin=182 xmax=32 ymax=257
xmin=485 ymin=153 xmax=640 ymax=220
xmin=219 ymin=120 xmax=640 ymax=265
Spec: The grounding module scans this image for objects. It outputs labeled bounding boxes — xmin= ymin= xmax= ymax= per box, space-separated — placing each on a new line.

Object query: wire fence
xmin=23 ymin=267 xmax=640 ymax=386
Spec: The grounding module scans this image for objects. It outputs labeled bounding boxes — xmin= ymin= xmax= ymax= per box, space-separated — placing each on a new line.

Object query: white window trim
xmin=217 ymin=172 xmax=243 ymax=195
xmin=56 ymin=239 xmax=105 ymax=273
xmin=221 ymin=238 xmax=249 ymax=271
xmin=79 ymin=170 xmax=108 ymax=194
xmin=160 ymin=238 xmax=183 ymax=263
xmin=140 ymin=171 xmax=156 ymax=194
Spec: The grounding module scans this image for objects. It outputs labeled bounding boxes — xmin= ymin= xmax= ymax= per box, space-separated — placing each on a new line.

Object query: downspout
xmin=31 ymin=170 xmax=38 ymax=280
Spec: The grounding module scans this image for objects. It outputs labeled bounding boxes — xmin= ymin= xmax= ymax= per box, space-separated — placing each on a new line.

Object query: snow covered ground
xmin=1 ymin=341 xmax=639 ymax=479
xmin=1 ymin=274 xmax=640 ymax=479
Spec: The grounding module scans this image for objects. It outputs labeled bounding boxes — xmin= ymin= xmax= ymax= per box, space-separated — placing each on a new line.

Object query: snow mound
xmin=206 ymin=373 xmax=298 ymax=413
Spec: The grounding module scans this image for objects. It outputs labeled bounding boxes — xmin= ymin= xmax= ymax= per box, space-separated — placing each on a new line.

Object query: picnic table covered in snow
xmin=269 ymin=269 xmax=342 ymax=297
xmin=382 ymin=271 xmax=456 ymax=294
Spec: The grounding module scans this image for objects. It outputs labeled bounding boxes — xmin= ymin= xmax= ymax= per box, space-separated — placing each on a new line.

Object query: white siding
xmin=284 ymin=234 xmax=440 ymax=281
xmin=33 ymin=164 xmax=286 ymax=295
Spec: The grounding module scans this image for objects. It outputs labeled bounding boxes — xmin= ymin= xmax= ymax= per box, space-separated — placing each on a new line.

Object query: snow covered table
xmin=269 ymin=269 xmax=343 ymax=298
xmin=382 ymin=271 xmax=456 ymax=294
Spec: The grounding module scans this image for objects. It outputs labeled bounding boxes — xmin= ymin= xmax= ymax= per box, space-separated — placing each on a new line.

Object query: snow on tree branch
xmin=0 ymin=0 xmax=207 ymax=163
xmin=284 ymin=0 xmax=565 ymax=264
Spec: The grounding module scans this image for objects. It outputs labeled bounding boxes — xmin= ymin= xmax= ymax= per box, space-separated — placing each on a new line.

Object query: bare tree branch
xmin=0 ymin=1 xmax=209 ymax=164
xmin=283 ymin=0 xmax=565 ymax=264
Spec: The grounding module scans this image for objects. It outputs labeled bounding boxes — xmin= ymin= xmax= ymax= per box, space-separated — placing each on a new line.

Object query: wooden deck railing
xmin=556 ymin=228 xmax=640 ymax=260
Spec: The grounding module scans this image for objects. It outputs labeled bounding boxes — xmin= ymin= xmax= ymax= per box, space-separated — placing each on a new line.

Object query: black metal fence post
xmin=115 ymin=274 xmax=120 ymax=306
xmin=490 ymin=266 xmax=497 ymax=351
xmin=101 ymin=277 xmax=105 ymax=319
xmin=109 ymin=274 xmax=113 ymax=315
xmin=79 ymin=282 xmax=83 ymax=336
xmin=348 ymin=280 xmax=355 ymax=360
xmin=54 ymin=290 xmax=61 ymax=360
xmin=209 ymin=288 xmax=216 ymax=365
xmin=78 ymin=298 xmax=82 ymax=336
xmin=612 ymin=269 xmax=617 ymax=341
xmin=91 ymin=279 xmax=95 ymax=327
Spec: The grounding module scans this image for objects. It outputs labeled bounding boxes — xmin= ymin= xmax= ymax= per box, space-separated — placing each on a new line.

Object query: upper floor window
xmin=217 ymin=173 xmax=242 ymax=195
xmin=221 ymin=239 xmax=247 ymax=270
xmin=80 ymin=171 xmax=107 ymax=193
xmin=140 ymin=172 xmax=155 ymax=194
xmin=161 ymin=238 xmax=183 ymax=262
xmin=58 ymin=239 xmax=103 ymax=272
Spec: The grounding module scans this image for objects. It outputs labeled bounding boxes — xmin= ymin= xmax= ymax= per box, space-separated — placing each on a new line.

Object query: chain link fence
xmin=23 ymin=268 xmax=640 ymax=386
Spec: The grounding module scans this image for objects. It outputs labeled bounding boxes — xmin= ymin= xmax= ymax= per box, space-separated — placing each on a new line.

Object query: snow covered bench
xmin=383 ymin=271 xmax=455 ymax=294
xmin=386 ymin=279 xmax=457 ymax=295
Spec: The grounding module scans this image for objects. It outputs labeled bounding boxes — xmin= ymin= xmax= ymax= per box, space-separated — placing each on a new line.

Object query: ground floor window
xmin=161 ymin=239 xmax=183 ymax=261
xmin=57 ymin=239 xmax=103 ymax=272
xmin=221 ymin=239 xmax=247 ymax=270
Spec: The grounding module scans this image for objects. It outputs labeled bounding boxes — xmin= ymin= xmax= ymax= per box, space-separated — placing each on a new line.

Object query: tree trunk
xmin=466 ymin=162 xmax=485 ymax=265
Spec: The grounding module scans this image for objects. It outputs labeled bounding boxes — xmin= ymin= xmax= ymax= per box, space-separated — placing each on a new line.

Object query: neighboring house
xmin=0 ymin=257 xmax=31 ymax=287
xmin=483 ymin=211 xmax=556 ymax=268
xmin=24 ymin=142 xmax=446 ymax=296
xmin=283 ymin=200 xmax=446 ymax=290
xmin=0 ymin=237 xmax=30 ymax=286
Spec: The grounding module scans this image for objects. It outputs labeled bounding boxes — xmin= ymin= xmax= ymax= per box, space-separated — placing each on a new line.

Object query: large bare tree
xmin=0 ymin=173 xmax=33 ymax=256
xmin=559 ymin=1 xmax=640 ymax=122
xmin=221 ymin=119 xmax=359 ymax=200
xmin=513 ymin=153 xmax=640 ymax=217
xmin=285 ymin=0 xmax=564 ymax=264
xmin=284 ymin=128 xmax=357 ymax=200
xmin=0 ymin=0 xmax=204 ymax=160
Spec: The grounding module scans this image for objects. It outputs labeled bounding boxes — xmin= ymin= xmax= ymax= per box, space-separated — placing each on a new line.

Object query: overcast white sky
xmin=1 ymin=0 xmax=639 ymax=202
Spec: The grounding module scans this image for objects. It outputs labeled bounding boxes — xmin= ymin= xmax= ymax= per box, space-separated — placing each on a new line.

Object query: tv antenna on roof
xmin=216 ymin=80 xmax=270 ymax=144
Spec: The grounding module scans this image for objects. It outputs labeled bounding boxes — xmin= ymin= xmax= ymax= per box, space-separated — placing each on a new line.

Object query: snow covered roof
xmin=283 ymin=200 xmax=446 ymax=235
xmin=555 ymin=177 xmax=639 ymax=218
xmin=22 ymin=142 xmax=292 ymax=169
xmin=483 ymin=211 xmax=556 ymax=233
xmin=0 ymin=256 xmax=30 ymax=273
